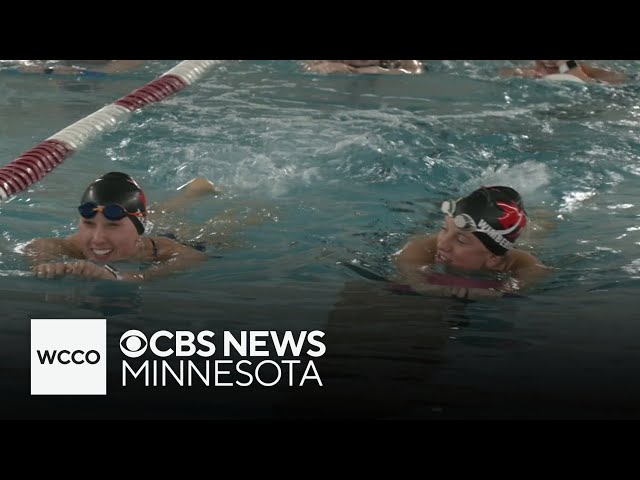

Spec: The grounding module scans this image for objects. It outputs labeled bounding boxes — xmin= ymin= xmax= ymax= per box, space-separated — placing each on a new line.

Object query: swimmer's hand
xmin=33 ymin=261 xmax=120 ymax=281
xmin=32 ymin=262 xmax=70 ymax=279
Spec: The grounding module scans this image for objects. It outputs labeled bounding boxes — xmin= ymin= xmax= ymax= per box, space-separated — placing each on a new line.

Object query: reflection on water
xmin=2 ymin=61 xmax=640 ymax=418
xmin=274 ymin=280 xmax=460 ymax=419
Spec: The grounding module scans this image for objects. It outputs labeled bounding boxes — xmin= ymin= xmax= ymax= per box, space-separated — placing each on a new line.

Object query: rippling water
xmin=1 ymin=60 xmax=639 ymax=419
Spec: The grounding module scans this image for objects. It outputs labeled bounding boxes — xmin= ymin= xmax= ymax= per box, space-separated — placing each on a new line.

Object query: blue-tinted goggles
xmin=78 ymin=202 xmax=145 ymax=221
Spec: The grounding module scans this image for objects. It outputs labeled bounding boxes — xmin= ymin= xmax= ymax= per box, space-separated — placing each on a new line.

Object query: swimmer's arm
xmin=392 ymin=238 xmax=445 ymax=296
xmin=507 ymin=250 xmax=552 ymax=291
xmin=92 ymin=60 xmax=144 ymax=74
xmin=352 ymin=66 xmax=402 ymax=74
xmin=511 ymin=263 xmax=551 ymax=291
xmin=122 ymin=239 xmax=207 ymax=282
xmin=392 ymin=235 xmax=438 ymax=281
xmin=580 ymin=64 xmax=627 ymax=84
xmin=302 ymin=61 xmax=354 ymax=74
xmin=23 ymin=237 xmax=81 ymax=264
xmin=350 ymin=66 xmax=388 ymax=74
xmin=357 ymin=61 xmax=424 ymax=74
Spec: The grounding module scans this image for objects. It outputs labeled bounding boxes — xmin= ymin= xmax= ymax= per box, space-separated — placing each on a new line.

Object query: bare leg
xmin=519 ymin=207 xmax=558 ymax=247
xmin=151 ymin=177 xmax=221 ymax=216
xmin=174 ymin=204 xmax=279 ymax=249
xmin=148 ymin=178 xmax=276 ymax=249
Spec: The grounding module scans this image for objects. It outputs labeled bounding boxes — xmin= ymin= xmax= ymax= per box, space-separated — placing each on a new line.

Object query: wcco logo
xmin=31 ymin=319 xmax=106 ymax=395
xmin=37 ymin=349 xmax=101 ymax=365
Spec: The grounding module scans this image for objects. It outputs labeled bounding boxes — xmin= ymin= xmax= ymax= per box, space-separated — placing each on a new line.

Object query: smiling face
xmin=76 ymin=211 xmax=141 ymax=262
xmin=435 ymin=217 xmax=502 ymax=271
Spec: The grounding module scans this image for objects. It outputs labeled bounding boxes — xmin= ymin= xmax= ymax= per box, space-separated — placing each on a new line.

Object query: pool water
xmin=1 ymin=60 xmax=640 ymax=419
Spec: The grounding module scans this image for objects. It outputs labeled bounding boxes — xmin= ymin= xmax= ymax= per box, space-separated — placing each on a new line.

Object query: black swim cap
xmin=80 ymin=172 xmax=147 ymax=234
xmin=453 ymin=186 xmax=527 ymax=256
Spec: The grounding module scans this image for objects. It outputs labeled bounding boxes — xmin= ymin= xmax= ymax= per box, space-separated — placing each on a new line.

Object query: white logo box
xmin=31 ymin=319 xmax=106 ymax=395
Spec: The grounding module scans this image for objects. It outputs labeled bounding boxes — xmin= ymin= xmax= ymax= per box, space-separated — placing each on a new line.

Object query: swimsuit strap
xmin=149 ymin=237 xmax=159 ymax=260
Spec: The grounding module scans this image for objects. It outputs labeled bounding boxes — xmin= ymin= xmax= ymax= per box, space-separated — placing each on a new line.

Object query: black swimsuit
xmin=155 ymin=233 xmax=207 ymax=254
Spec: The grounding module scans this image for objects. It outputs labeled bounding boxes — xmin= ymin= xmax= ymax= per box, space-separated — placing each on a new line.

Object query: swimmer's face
xmin=435 ymin=217 xmax=501 ymax=270
xmin=77 ymin=212 xmax=140 ymax=262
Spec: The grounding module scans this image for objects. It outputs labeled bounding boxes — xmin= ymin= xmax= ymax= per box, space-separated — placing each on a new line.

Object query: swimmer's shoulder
xmin=394 ymin=234 xmax=437 ymax=264
xmin=407 ymin=234 xmax=438 ymax=251
xmin=503 ymin=249 xmax=542 ymax=271
xmin=25 ymin=235 xmax=83 ymax=261
xmin=503 ymin=249 xmax=550 ymax=288
xmin=147 ymin=235 xmax=207 ymax=261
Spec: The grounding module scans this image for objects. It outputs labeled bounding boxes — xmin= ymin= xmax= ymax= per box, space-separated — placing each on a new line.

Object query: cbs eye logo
xmin=120 ymin=330 xmax=148 ymax=358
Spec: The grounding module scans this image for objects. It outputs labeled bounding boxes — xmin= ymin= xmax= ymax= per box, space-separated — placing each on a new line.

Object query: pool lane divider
xmin=0 ymin=60 xmax=222 ymax=201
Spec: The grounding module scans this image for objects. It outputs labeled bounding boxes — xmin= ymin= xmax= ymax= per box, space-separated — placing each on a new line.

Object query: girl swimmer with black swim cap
xmin=393 ymin=186 xmax=549 ymax=299
xmin=25 ymin=172 xmax=218 ymax=282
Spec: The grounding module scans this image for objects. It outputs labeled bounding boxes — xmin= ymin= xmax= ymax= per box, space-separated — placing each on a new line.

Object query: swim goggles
xmin=441 ymin=199 xmax=522 ymax=250
xmin=78 ymin=202 xmax=146 ymax=221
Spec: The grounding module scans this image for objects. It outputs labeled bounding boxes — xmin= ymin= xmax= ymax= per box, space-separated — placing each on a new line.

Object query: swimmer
xmin=500 ymin=60 xmax=626 ymax=84
xmin=17 ymin=60 xmax=144 ymax=76
xmin=393 ymin=186 xmax=549 ymax=299
xmin=303 ymin=60 xmax=424 ymax=74
xmin=24 ymin=172 xmax=217 ymax=282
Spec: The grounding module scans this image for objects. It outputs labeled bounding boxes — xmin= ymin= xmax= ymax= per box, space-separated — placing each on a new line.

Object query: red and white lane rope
xmin=0 ymin=60 xmax=221 ymax=201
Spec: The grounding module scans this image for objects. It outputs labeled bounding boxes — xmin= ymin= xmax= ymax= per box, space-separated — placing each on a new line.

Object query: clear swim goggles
xmin=441 ymin=199 xmax=521 ymax=249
